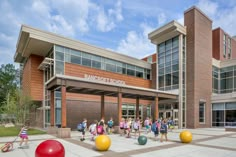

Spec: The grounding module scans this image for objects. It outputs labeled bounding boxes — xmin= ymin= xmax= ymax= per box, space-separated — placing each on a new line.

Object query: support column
xmin=48 ymin=90 xmax=57 ymax=135
xmin=101 ymin=95 xmax=105 ymax=120
xmin=136 ymin=97 xmax=140 ymax=118
xmin=50 ymin=90 xmax=55 ymax=126
xmin=154 ymin=97 xmax=159 ymax=120
xmin=61 ymin=86 xmax=67 ymax=128
xmin=118 ymin=92 xmax=122 ymax=123
xmin=57 ymin=86 xmax=71 ymax=138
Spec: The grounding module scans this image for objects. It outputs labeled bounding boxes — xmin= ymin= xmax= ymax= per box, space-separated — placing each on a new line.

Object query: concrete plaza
xmin=0 ymin=128 xmax=235 ymax=157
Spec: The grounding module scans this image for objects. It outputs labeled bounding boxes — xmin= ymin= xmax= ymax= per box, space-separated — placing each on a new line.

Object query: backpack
xmin=160 ymin=124 xmax=167 ymax=133
xmin=151 ymin=123 xmax=157 ymax=132
xmin=133 ymin=122 xmax=139 ymax=130
xmin=77 ymin=123 xmax=84 ymax=132
xmin=119 ymin=122 xmax=124 ymax=129
xmin=97 ymin=125 xmax=104 ymax=134
xmin=89 ymin=124 xmax=96 ymax=133
xmin=123 ymin=122 xmax=128 ymax=129
xmin=144 ymin=120 xmax=149 ymax=126
xmin=107 ymin=120 xmax=113 ymax=128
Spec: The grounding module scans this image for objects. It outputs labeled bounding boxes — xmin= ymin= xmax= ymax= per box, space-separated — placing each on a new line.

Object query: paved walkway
xmin=0 ymin=128 xmax=235 ymax=157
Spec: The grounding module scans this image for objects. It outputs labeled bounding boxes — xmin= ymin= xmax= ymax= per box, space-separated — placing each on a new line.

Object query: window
xmin=223 ymin=34 xmax=227 ymax=58
xmin=228 ymin=38 xmax=231 ymax=59
xmin=199 ymin=102 xmax=205 ymax=123
xmin=147 ymin=56 xmax=152 ymax=63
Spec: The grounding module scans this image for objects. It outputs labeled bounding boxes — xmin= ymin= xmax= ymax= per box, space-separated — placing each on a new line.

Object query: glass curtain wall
xmin=158 ymin=36 xmax=179 ymax=91
xmin=212 ymin=65 xmax=236 ymax=94
xmin=55 ymin=45 xmax=151 ymax=79
xmin=157 ymin=35 xmax=186 ymax=128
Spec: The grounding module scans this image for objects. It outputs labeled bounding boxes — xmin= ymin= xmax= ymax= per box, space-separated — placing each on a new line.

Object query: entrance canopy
xmin=46 ymin=74 xmax=178 ymax=101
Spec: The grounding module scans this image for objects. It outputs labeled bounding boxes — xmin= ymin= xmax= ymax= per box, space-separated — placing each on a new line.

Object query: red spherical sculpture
xmin=35 ymin=140 xmax=65 ymax=157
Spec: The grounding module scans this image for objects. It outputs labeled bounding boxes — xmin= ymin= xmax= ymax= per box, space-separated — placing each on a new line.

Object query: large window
xmin=55 ymin=45 xmax=151 ymax=80
xmin=228 ymin=38 xmax=231 ymax=59
xmin=158 ymin=36 xmax=179 ymax=91
xmin=212 ymin=65 xmax=236 ymax=94
xmin=122 ymin=104 xmax=144 ymax=120
xmin=212 ymin=66 xmax=219 ymax=93
xmin=199 ymin=102 xmax=205 ymax=123
xmin=223 ymin=34 xmax=227 ymax=58
xmin=212 ymin=103 xmax=236 ymax=127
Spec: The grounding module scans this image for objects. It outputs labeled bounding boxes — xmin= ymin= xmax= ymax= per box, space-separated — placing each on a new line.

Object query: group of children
xmin=78 ymin=116 xmax=174 ymax=142
xmin=78 ymin=117 xmax=114 ymax=141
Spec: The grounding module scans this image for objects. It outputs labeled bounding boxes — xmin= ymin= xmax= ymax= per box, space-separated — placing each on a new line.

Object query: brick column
xmin=136 ymin=97 xmax=140 ymax=118
xmin=50 ymin=90 xmax=55 ymax=126
xmin=101 ymin=95 xmax=105 ymax=120
xmin=61 ymin=86 xmax=67 ymax=128
xmin=117 ymin=92 xmax=122 ymax=124
xmin=154 ymin=97 xmax=159 ymax=120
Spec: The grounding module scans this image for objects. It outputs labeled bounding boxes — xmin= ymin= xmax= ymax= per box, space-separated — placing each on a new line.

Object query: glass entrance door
xmin=173 ymin=110 xmax=178 ymax=126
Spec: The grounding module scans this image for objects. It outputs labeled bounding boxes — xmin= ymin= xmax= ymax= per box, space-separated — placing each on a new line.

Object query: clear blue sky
xmin=0 ymin=0 xmax=236 ymax=66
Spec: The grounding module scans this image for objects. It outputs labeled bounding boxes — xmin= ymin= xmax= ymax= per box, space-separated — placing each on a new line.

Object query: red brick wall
xmin=212 ymin=28 xmax=220 ymax=60
xmin=142 ymin=53 xmax=156 ymax=63
xmin=232 ymin=38 xmax=236 ymax=59
xmin=185 ymin=7 xmax=212 ymax=128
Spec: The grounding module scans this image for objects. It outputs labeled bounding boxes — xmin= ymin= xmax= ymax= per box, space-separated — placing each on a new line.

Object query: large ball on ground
xmin=179 ymin=130 xmax=193 ymax=143
xmin=35 ymin=140 xmax=65 ymax=157
xmin=95 ymin=135 xmax=111 ymax=151
xmin=138 ymin=136 xmax=147 ymax=145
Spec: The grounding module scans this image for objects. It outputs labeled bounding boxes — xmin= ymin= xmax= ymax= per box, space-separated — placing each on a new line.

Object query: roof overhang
xmin=46 ymin=74 xmax=178 ymax=101
xmin=14 ymin=26 xmax=53 ymax=63
xmin=14 ymin=25 xmax=151 ymax=69
xmin=148 ymin=20 xmax=186 ymax=45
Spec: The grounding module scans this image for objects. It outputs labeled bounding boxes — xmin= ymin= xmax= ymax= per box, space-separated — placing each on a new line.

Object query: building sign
xmin=84 ymin=74 xmax=126 ymax=85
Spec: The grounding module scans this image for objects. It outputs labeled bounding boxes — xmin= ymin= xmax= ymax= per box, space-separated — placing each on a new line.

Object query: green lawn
xmin=0 ymin=126 xmax=46 ymax=137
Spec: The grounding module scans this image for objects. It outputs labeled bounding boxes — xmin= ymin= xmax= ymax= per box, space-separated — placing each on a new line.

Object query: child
xmin=119 ymin=118 xmax=125 ymax=136
xmin=97 ymin=121 xmax=105 ymax=135
xmin=107 ymin=117 xmax=114 ymax=134
xmin=18 ymin=124 xmax=29 ymax=148
xmin=144 ymin=117 xmax=150 ymax=134
xmin=151 ymin=119 xmax=159 ymax=141
xmin=80 ymin=118 xmax=87 ymax=141
xmin=160 ymin=119 xmax=168 ymax=142
xmin=133 ymin=118 xmax=141 ymax=138
xmin=89 ymin=120 xmax=97 ymax=141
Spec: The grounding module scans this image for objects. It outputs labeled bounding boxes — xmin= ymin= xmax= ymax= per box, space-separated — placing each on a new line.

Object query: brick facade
xmin=184 ymin=7 xmax=212 ymax=128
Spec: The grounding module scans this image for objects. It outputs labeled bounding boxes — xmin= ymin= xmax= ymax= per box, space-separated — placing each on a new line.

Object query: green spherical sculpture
xmin=179 ymin=130 xmax=193 ymax=143
xmin=138 ymin=136 xmax=147 ymax=145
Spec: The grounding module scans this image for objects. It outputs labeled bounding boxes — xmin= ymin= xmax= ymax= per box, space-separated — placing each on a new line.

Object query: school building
xmin=14 ymin=6 xmax=236 ymax=135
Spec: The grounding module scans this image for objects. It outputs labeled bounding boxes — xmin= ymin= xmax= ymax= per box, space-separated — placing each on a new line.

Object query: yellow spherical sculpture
xmin=95 ymin=135 xmax=111 ymax=151
xmin=179 ymin=130 xmax=193 ymax=143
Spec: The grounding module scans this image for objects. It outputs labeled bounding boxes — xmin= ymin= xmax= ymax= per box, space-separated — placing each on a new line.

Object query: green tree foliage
xmin=0 ymin=64 xmax=19 ymax=107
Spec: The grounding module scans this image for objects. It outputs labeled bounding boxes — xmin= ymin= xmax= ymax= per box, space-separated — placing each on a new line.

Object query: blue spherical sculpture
xmin=138 ymin=136 xmax=147 ymax=145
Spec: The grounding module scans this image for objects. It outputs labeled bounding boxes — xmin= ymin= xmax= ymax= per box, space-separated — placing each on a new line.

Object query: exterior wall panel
xmin=30 ymin=55 xmax=44 ymax=101
xmin=65 ymin=63 xmax=152 ymax=88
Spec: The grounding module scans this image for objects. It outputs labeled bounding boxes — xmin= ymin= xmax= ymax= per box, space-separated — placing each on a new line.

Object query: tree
xmin=0 ymin=64 xmax=19 ymax=109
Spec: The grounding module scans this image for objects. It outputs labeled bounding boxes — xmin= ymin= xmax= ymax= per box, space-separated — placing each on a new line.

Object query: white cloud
xmin=197 ymin=0 xmax=236 ymax=36
xmin=157 ymin=13 xmax=167 ymax=26
xmin=96 ymin=8 xmax=116 ymax=32
xmin=117 ymin=23 xmax=155 ymax=59
xmin=94 ymin=0 xmax=123 ymax=32
xmin=197 ymin=0 xmax=218 ymax=16
xmin=49 ymin=15 xmax=75 ymax=37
